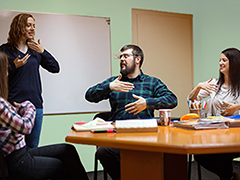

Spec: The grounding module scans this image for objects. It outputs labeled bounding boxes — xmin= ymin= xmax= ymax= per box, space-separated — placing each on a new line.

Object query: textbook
xmin=172 ymin=119 xmax=228 ymax=130
xmin=115 ymin=119 xmax=158 ymax=133
xmin=72 ymin=118 xmax=115 ymax=132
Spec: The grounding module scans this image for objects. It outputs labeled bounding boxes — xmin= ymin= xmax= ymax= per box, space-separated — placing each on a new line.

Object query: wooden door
xmin=132 ymin=9 xmax=193 ymax=117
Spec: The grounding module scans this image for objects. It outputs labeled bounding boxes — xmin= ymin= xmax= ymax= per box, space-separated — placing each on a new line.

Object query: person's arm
xmin=125 ymin=78 xmax=178 ymax=115
xmin=85 ymin=75 xmax=134 ymax=103
xmin=85 ymin=77 xmax=114 ymax=103
xmin=28 ymin=39 xmax=60 ymax=73
xmin=146 ymin=79 xmax=178 ymax=110
xmin=188 ymin=78 xmax=218 ymax=101
xmin=39 ymin=49 xmax=60 ymax=73
xmin=0 ymin=98 xmax=36 ymax=135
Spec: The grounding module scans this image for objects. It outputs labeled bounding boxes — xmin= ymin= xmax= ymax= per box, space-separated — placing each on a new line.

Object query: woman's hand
xmin=13 ymin=54 xmax=31 ymax=68
xmin=221 ymin=102 xmax=239 ymax=116
xmin=13 ymin=102 xmax=21 ymax=107
xmin=197 ymin=78 xmax=218 ymax=93
xmin=188 ymin=78 xmax=217 ymax=101
xmin=27 ymin=39 xmax=44 ymax=54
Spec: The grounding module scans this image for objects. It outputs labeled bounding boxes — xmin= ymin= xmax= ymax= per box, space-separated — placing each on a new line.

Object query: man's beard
xmin=120 ymin=62 xmax=136 ymax=76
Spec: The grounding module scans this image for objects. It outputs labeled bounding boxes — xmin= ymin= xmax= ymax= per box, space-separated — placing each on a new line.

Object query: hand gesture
xmin=12 ymin=102 xmax=21 ymax=112
xmin=198 ymin=78 xmax=218 ymax=93
xmin=27 ymin=39 xmax=44 ymax=54
xmin=13 ymin=102 xmax=21 ymax=107
xmin=221 ymin=102 xmax=238 ymax=116
xmin=125 ymin=94 xmax=147 ymax=115
xmin=13 ymin=54 xmax=31 ymax=68
xmin=109 ymin=74 xmax=134 ymax=92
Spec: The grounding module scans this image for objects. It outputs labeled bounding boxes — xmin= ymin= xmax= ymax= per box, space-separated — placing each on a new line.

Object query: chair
xmin=93 ymin=112 xmax=111 ymax=180
xmin=0 ymin=148 xmax=8 ymax=180
xmin=188 ymin=154 xmax=202 ymax=180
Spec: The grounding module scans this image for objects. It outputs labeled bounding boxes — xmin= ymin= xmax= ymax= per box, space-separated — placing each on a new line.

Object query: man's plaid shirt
xmin=85 ymin=70 xmax=177 ymax=121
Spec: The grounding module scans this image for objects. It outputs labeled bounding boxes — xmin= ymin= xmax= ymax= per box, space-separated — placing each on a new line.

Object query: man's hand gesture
xmin=110 ymin=74 xmax=134 ymax=92
xmin=125 ymin=94 xmax=147 ymax=115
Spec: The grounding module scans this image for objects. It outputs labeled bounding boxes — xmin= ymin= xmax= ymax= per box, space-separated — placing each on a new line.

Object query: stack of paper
xmin=115 ymin=119 xmax=158 ymax=133
xmin=172 ymin=119 xmax=228 ymax=130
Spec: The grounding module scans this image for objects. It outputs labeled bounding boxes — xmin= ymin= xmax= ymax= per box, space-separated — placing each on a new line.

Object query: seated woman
xmin=0 ymin=52 xmax=89 ymax=180
xmin=188 ymin=48 xmax=240 ymax=180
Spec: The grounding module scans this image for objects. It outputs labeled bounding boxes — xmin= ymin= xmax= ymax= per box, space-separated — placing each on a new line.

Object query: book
xmin=226 ymin=115 xmax=240 ymax=127
xmin=115 ymin=119 xmax=158 ymax=133
xmin=72 ymin=117 xmax=115 ymax=132
xmin=171 ymin=118 xmax=228 ymax=130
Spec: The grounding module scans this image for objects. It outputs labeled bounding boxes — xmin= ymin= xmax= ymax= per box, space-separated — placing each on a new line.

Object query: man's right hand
xmin=109 ymin=74 xmax=134 ymax=92
xmin=13 ymin=54 xmax=31 ymax=68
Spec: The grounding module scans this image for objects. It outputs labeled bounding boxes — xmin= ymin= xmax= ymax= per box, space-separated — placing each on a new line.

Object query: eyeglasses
xmin=118 ymin=53 xmax=133 ymax=59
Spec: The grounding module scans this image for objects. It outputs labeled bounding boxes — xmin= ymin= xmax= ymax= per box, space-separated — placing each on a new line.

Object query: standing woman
xmin=0 ymin=13 xmax=60 ymax=148
xmin=0 ymin=52 xmax=89 ymax=180
xmin=188 ymin=48 xmax=240 ymax=180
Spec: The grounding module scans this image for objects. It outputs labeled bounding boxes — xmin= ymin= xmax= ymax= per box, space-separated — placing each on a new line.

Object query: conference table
xmin=65 ymin=125 xmax=240 ymax=180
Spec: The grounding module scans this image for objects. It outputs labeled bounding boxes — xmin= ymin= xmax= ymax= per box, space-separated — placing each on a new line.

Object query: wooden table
xmin=65 ymin=126 xmax=240 ymax=180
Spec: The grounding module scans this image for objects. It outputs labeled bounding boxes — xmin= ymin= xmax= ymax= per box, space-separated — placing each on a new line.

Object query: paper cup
xmin=158 ymin=109 xmax=171 ymax=126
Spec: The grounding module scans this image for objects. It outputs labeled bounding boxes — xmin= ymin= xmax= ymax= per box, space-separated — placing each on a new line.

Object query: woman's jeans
xmin=25 ymin=108 xmax=43 ymax=148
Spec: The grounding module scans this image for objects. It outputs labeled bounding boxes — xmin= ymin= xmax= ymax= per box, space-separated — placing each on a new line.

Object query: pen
xmin=91 ymin=129 xmax=116 ymax=133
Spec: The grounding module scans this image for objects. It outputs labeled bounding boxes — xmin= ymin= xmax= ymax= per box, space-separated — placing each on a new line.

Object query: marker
xmin=91 ymin=129 xmax=116 ymax=133
xmin=203 ymin=101 xmax=207 ymax=109
xmin=187 ymin=100 xmax=191 ymax=108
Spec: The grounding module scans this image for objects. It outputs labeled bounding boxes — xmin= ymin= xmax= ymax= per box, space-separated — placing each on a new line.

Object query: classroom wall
xmin=1 ymin=0 xmax=240 ymax=172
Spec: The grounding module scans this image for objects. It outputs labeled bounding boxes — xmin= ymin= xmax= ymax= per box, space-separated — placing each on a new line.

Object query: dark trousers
xmin=96 ymin=147 xmax=120 ymax=180
xmin=6 ymin=143 xmax=89 ymax=180
xmin=195 ymin=153 xmax=239 ymax=180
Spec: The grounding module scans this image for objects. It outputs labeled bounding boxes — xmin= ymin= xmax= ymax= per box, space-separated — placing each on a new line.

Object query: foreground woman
xmin=0 ymin=52 xmax=88 ymax=180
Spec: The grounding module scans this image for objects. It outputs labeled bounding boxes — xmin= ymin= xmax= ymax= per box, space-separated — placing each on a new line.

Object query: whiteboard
xmin=0 ymin=10 xmax=111 ymax=114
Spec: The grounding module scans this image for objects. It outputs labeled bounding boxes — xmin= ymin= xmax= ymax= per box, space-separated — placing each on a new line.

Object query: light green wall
xmin=1 ymin=0 xmax=240 ymax=172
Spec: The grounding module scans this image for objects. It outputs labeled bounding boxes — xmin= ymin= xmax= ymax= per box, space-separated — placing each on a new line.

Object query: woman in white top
xmin=188 ymin=48 xmax=240 ymax=117
xmin=188 ymin=47 xmax=240 ymax=180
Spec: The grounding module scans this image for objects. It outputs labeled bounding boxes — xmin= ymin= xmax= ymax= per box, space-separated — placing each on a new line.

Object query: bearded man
xmin=85 ymin=44 xmax=177 ymax=180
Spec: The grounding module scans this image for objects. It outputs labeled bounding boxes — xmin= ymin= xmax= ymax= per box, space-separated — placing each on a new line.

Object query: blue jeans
xmin=25 ymin=108 xmax=43 ymax=148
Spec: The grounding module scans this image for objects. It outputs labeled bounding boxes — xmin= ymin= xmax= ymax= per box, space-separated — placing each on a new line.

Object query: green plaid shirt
xmin=85 ymin=70 xmax=177 ymax=121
